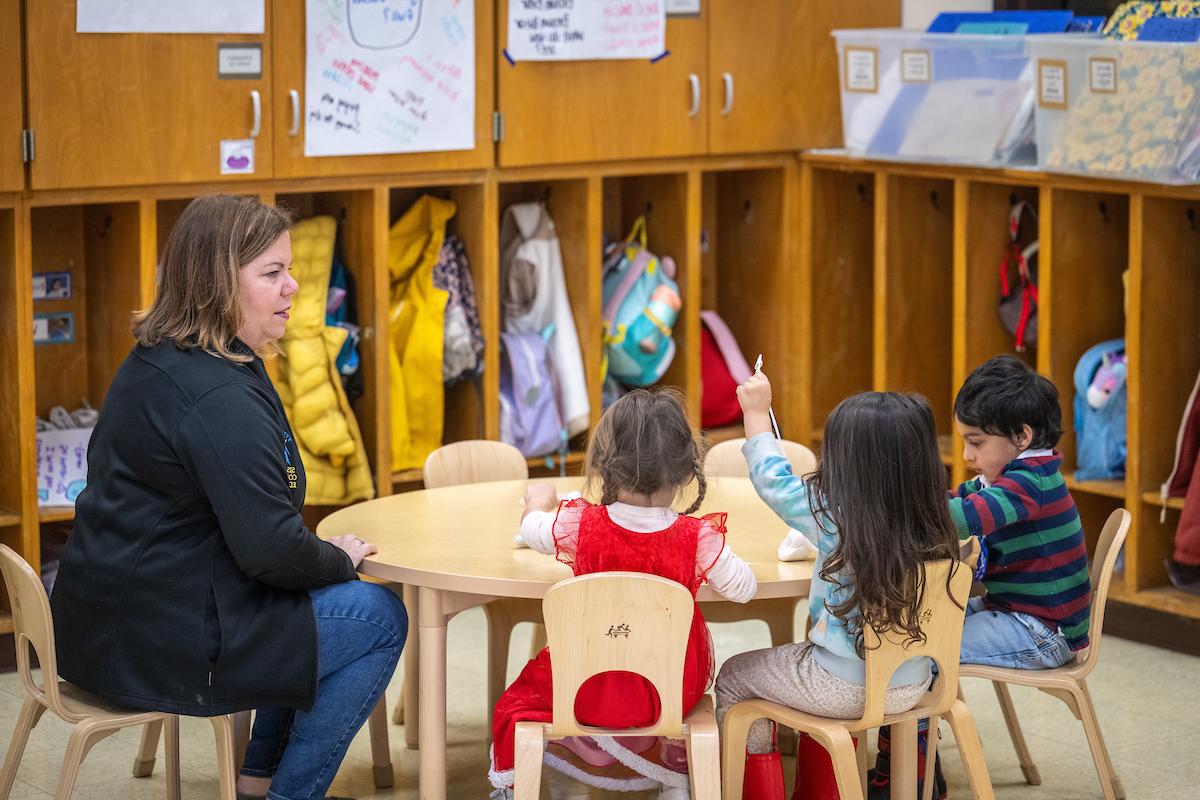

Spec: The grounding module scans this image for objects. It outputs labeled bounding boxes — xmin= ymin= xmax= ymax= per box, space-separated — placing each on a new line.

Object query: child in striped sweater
xmin=950 ymin=355 xmax=1091 ymax=667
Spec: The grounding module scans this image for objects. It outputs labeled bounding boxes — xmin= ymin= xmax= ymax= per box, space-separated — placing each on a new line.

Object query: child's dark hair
xmin=811 ymin=392 xmax=961 ymax=657
xmin=954 ymin=355 xmax=1063 ymax=449
xmin=584 ymin=388 xmax=707 ymax=514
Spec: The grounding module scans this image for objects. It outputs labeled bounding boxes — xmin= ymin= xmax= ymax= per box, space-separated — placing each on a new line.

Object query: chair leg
xmin=528 ymin=624 xmax=547 ymax=659
xmin=813 ymin=728 xmax=865 ymax=800
xmin=945 ymin=699 xmax=995 ymax=800
xmin=684 ymin=700 xmax=720 ymax=800
xmin=210 ymin=716 xmax=237 ymax=800
xmin=921 ymin=717 xmax=940 ymax=800
xmin=54 ymin=721 xmax=112 ymax=800
xmin=891 ymin=718 xmax=919 ymax=800
xmin=485 ymin=602 xmax=515 ymax=738
xmin=163 ymin=716 xmax=181 ymax=800
xmin=719 ymin=704 xmax=757 ymax=800
xmin=231 ymin=711 xmax=252 ymax=774
xmin=0 ymin=696 xmax=45 ymax=800
xmin=397 ymin=584 xmax=419 ymax=746
xmin=1075 ymin=681 xmax=1123 ymax=800
xmin=367 ymin=698 xmax=394 ymax=788
xmin=992 ymin=681 xmax=1040 ymax=785
xmin=512 ymin=722 xmax=544 ymax=800
xmin=132 ymin=719 xmax=162 ymax=778
xmin=854 ymin=731 xmax=868 ymax=793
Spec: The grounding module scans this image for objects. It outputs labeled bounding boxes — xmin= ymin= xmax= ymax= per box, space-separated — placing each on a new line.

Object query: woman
xmin=50 ymin=194 xmax=406 ymax=800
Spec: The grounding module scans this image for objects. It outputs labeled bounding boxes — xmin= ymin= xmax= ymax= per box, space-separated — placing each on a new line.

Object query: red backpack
xmin=700 ymin=311 xmax=752 ymax=429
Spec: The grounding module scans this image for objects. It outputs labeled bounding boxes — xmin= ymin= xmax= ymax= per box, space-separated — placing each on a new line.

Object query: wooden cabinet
xmin=271 ymin=0 xmax=494 ymax=179
xmin=25 ymin=1 xmax=273 ymax=190
xmin=497 ymin=9 xmax=707 ymax=167
xmin=0 ymin=0 xmax=24 ymax=192
xmin=707 ymin=0 xmax=899 ymax=155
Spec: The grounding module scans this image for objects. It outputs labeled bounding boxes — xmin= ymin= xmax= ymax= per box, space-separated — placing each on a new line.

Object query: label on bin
xmin=1088 ymin=57 xmax=1118 ymax=94
xmin=901 ymin=49 xmax=931 ymax=83
xmin=844 ymin=47 xmax=878 ymax=93
xmin=1038 ymin=59 xmax=1068 ymax=110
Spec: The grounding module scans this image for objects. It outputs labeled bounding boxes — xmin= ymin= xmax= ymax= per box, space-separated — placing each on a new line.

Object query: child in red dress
xmin=488 ymin=388 xmax=756 ymax=799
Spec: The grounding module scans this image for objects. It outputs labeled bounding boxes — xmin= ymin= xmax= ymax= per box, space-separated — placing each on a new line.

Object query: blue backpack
xmin=499 ymin=328 xmax=567 ymax=459
xmin=1074 ymin=338 xmax=1127 ymax=481
xmin=601 ymin=217 xmax=682 ymax=387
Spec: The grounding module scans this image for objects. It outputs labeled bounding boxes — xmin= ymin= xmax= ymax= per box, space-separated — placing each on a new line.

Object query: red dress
xmin=490 ymin=499 xmax=727 ymax=786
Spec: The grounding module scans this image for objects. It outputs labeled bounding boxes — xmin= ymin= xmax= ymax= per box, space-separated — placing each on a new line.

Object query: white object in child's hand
xmin=514 ymin=490 xmax=582 ymax=548
xmin=777 ymin=528 xmax=817 ymax=562
xmin=754 ymin=353 xmax=782 ymax=440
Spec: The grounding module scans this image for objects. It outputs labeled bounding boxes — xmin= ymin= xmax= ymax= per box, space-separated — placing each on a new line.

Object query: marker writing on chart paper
xmin=754 ymin=354 xmax=782 ymax=440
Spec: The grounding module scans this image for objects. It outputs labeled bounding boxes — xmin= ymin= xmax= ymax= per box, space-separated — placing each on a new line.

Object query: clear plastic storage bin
xmin=832 ymin=29 xmax=1051 ymax=167
xmin=1031 ymin=36 xmax=1200 ymax=184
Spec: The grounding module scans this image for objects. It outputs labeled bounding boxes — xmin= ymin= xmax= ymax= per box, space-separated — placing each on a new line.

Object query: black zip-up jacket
xmin=51 ymin=339 xmax=356 ymax=716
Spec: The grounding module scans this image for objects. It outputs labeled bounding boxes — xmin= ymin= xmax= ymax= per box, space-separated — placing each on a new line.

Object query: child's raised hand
xmin=737 ymin=370 xmax=773 ymax=416
xmin=521 ymin=482 xmax=559 ymax=515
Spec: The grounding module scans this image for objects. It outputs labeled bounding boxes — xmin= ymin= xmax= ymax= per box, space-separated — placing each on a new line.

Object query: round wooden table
xmin=318 ymin=476 xmax=812 ymax=800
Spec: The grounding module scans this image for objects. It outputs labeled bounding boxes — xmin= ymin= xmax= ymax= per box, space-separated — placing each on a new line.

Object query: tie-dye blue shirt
xmin=743 ymin=433 xmax=931 ymax=687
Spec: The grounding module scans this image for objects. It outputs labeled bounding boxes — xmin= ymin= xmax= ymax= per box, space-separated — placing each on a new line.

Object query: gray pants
xmin=715 ymin=641 xmax=931 ymax=753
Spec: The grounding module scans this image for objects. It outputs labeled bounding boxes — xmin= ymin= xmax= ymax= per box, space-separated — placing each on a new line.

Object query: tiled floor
xmin=2 ymin=605 xmax=1197 ymax=799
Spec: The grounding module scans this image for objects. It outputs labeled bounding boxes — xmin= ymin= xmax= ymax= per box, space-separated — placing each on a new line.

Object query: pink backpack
xmin=699 ymin=311 xmax=752 ymax=429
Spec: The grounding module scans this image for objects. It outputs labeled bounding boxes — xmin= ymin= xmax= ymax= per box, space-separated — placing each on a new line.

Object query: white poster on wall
xmin=77 ymin=0 xmax=264 ymax=33
xmin=305 ymin=0 xmax=475 ymax=158
xmin=506 ymin=0 xmax=665 ymax=62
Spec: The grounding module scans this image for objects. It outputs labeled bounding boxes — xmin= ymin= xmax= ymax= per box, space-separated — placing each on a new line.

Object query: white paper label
xmin=220 ymin=139 xmax=255 ymax=174
xmin=665 ymin=0 xmax=700 ymax=14
xmin=1038 ymin=60 xmax=1067 ymax=108
xmin=218 ymin=44 xmax=263 ymax=78
xmin=901 ymin=49 xmax=931 ymax=83
xmin=844 ymin=47 xmax=877 ymax=93
xmin=507 ymin=0 xmax=666 ymax=61
xmin=1089 ymin=57 xmax=1117 ymax=94
xmin=77 ymin=0 xmax=263 ymax=33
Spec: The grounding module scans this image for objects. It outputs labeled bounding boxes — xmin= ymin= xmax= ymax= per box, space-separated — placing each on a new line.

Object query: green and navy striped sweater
xmin=949 ymin=452 xmax=1092 ymax=650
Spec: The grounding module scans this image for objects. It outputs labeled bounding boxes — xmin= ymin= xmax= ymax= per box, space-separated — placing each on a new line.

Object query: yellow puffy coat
xmin=389 ymin=195 xmax=455 ymax=472
xmin=274 ymin=216 xmax=375 ymax=505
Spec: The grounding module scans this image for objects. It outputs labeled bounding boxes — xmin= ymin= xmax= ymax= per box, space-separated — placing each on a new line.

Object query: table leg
xmin=418 ymin=586 xmax=448 ymax=800
xmin=403 ymin=584 xmax=420 ymax=749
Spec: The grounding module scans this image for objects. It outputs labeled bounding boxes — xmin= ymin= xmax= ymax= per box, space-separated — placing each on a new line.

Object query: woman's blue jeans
xmin=239 ymin=581 xmax=408 ymax=800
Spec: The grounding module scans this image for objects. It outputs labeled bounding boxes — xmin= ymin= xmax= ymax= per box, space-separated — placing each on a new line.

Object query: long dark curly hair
xmin=810 ymin=392 xmax=962 ymax=657
xmin=584 ymin=388 xmax=707 ymax=514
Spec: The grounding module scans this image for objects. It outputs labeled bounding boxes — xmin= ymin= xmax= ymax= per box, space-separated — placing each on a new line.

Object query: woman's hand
xmin=737 ymin=371 xmax=774 ymax=438
xmin=521 ymin=482 xmax=559 ymax=515
xmin=329 ymin=534 xmax=378 ymax=569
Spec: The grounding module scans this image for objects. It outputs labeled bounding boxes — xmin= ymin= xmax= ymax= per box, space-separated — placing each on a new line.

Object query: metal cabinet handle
xmin=688 ymin=73 xmax=700 ymax=118
xmin=250 ymin=90 xmax=262 ymax=137
xmin=721 ymin=72 xmax=734 ymax=116
xmin=289 ymin=89 xmax=301 ymax=136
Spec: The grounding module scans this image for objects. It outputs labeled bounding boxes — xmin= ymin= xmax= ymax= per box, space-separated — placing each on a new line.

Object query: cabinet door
xmin=25 ymin=1 xmax=273 ymax=190
xmin=497 ymin=8 xmax=706 ymax=166
xmin=707 ymin=0 xmax=899 ymax=154
xmin=272 ymin=0 xmax=493 ymax=178
xmin=0 ymin=0 xmax=23 ymax=191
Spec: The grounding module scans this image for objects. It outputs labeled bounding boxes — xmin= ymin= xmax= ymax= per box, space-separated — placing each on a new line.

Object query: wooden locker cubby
xmin=876 ymin=173 xmax=955 ymax=464
xmin=388 ymin=180 xmax=496 ymax=485
xmin=803 ymin=166 xmax=875 ymax=448
xmin=699 ymin=167 xmax=789 ymax=440
xmin=498 ymin=178 xmax=600 ymax=475
xmin=601 ymin=172 xmax=698 ymax=422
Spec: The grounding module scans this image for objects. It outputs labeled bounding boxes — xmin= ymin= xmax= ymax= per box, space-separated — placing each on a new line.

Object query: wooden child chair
xmin=702 ymin=437 xmax=817 ymax=662
xmin=0 ymin=544 xmax=239 ymax=800
xmin=720 ymin=539 xmax=994 ymax=800
xmin=512 ymin=571 xmax=720 ymax=799
xmin=390 ymin=440 xmax=543 ymax=749
xmin=954 ymin=507 xmax=1131 ymax=800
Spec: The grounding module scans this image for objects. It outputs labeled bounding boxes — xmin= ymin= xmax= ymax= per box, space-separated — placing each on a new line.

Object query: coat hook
xmin=855 ymin=182 xmax=867 ymax=202
xmin=1098 ymin=201 xmax=1110 ymax=223
xmin=929 ymin=190 xmax=940 ymax=211
xmin=1189 ymin=208 xmax=1199 ymax=231
xmin=1009 ymin=192 xmax=1019 ymax=206
xmin=98 ymin=215 xmax=113 ymax=238
xmin=542 ymin=185 xmax=552 ymax=205
xmin=644 ymin=201 xmax=653 ymax=216
xmin=741 ymin=199 xmax=753 ymax=219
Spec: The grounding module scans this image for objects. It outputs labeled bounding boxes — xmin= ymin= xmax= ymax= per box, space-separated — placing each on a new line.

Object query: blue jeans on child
xmin=959 ymin=596 xmax=1075 ymax=669
xmin=239 ymin=581 xmax=408 ymax=800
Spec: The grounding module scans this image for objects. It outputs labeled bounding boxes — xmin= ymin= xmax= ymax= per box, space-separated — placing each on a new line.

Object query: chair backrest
xmin=704 ymin=437 xmax=817 ymax=479
xmin=542 ymin=571 xmax=693 ymax=738
xmin=854 ymin=538 xmax=978 ymax=730
xmin=422 ymin=440 xmax=529 ymax=489
xmin=0 ymin=544 xmax=69 ymax=717
xmin=1076 ymin=508 xmax=1131 ymax=674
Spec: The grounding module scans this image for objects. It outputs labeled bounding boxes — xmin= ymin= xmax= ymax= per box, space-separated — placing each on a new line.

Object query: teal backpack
xmin=601 ymin=217 xmax=682 ymax=387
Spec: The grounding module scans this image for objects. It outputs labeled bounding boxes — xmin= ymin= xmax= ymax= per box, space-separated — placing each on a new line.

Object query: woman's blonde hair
xmin=132 ymin=194 xmax=294 ymax=362
xmin=583 ymin=388 xmax=707 ymax=514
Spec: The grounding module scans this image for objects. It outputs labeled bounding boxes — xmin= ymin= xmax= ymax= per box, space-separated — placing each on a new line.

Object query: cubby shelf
xmin=1064 ymin=477 xmax=1127 ymax=501
xmin=1142 ymin=491 xmax=1186 ymax=512
xmin=0 ymin=508 xmax=18 ymax=527
xmin=39 ymin=507 xmax=74 ymax=524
